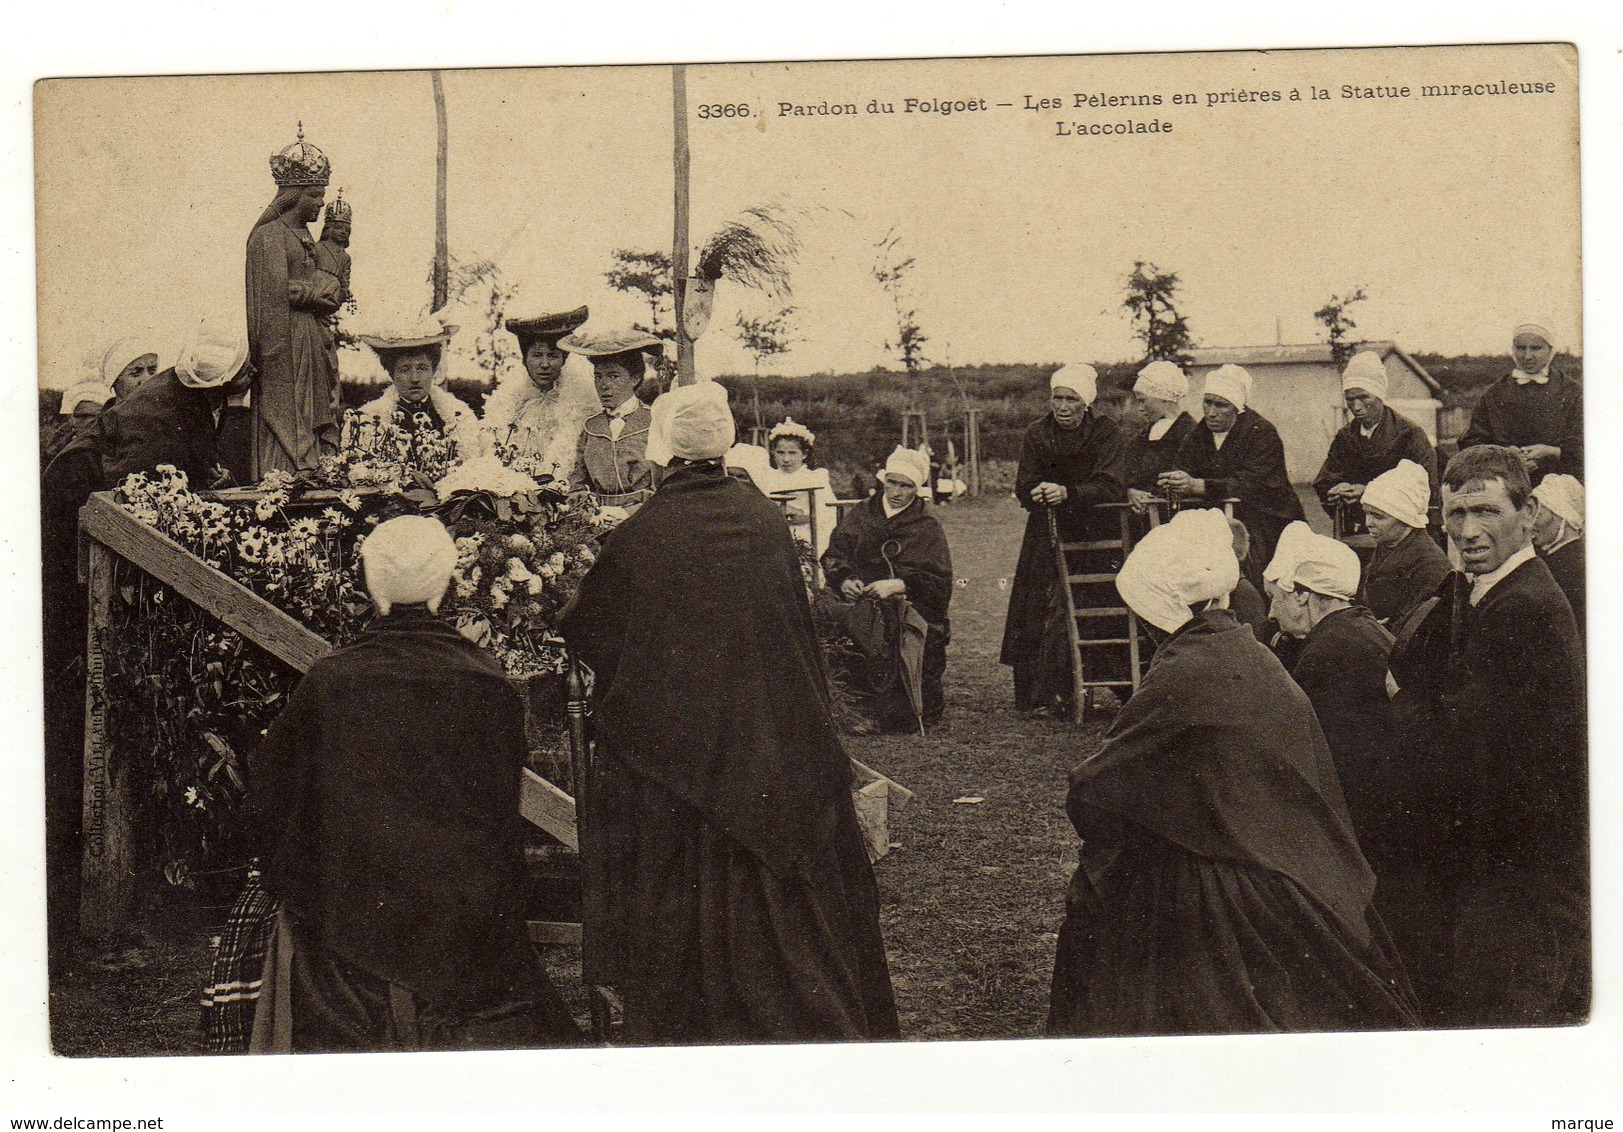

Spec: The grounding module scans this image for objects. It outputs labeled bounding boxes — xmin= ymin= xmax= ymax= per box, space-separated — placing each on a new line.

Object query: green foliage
xmin=1122 ymin=261 xmax=1195 ymax=366
xmin=1314 ymin=286 xmax=1369 ymax=368
xmin=604 ymin=248 xmax=675 ymax=344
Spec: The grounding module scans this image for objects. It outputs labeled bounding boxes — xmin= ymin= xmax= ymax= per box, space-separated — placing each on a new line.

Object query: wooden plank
xmin=526 ymin=920 xmax=582 ymax=946
xmin=79 ymin=493 xmax=333 ymax=675
xmin=79 ymin=541 xmax=134 ymax=939
xmin=521 ymin=767 xmax=578 ymax=850
xmin=849 ymin=756 xmax=915 ymax=809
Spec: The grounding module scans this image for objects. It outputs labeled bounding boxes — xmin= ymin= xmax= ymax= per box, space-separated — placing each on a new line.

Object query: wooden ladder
xmin=1046 ymin=505 xmax=1146 ymax=724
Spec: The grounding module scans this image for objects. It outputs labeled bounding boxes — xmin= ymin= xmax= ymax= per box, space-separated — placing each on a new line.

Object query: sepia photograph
xmin=10 ymin=12 xmax=1622 ymax=1117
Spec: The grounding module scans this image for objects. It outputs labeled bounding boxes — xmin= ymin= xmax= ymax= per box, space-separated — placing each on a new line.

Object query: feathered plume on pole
xmin=694 ymin=202 xmax=804 ymax=298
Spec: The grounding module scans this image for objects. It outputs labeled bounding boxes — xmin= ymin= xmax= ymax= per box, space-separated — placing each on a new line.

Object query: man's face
xmin=1050 ymin=387 xmax=1084 ymax=428
xmin=1268 ymin=585 xmax=1314 ymax=639
xmin=296 ymin=186 xmax=327 ymax=224
xmin=1443 ymin=476 xmax=1532 ymax=575
xmin=882 ymin=474 xmax=917 ymax=510
xmin=1343 ymin=388 xmax=1383 ymax=428
xmin=593 ymin=361 xmax=639 ymax=411
xmin=1203 ymin=394 xmax=1239 ymax=432
xmin=390 ymin=352 xmax=436 ymax=404
xmin=523 ymin=338 xmax=566 ymax=391
xmin=1513 ymin=333 xmax=1554 ymax=375
xmin=1363 ymin=505 xmax=1411 ymax=548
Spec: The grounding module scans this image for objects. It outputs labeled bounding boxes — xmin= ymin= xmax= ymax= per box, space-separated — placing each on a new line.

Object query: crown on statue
xmin=324 ymin=189 xmax=352 ymax=224
xmin=269 ymin=122 xmax=331 ymax=187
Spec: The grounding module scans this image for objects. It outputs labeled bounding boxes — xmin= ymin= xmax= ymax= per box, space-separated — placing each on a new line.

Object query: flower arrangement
xmin=314 ymin=407 xmax=461 ymax=494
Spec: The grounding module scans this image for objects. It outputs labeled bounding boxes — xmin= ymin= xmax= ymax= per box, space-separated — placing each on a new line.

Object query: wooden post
xmin=431 ymin=71 xmax=449 ymax=312
xmin=964 ymin=408 xmax=982 ymax=497
xmin=79 ymin=541 xmax=134 ymax=939
xmin=672 ymin=64 xmax=696 ymax=387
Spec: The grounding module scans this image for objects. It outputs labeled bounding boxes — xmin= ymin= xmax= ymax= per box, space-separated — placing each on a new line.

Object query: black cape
xmin=560 ymin=461 xmax=897 ymax=1044
xmin=1540 ymin=539 xmax=1584 ymax=641
xmin=1362 ymin=527 xmax=1452 ymax=629
xmin=1458 ymin=370 xmax=1583 ymax=481
xmin=1289 ymin=605 xmax=1395 ymax=854
xmin=999 ymin=411 xmax=1125 ymax=675
xmin=1172 ymin=408 xmax=1305 ymax=570
xmin=1311 ymin=405 xmax=1439 ymax=523
xmin=245 ymin=608 xmax=575 ymax=1037
xmin=1125 ymin=412 xmax=1198 ymax=492
xmin=821 ymin=493 xmax=952 ymax=728
xmin=1049 ymin=609 xmax=1417 ymax=1036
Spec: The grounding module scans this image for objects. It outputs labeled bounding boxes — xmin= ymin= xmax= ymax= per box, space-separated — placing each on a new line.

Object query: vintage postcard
xmin=22 ymin=37 xmax=1613 ymax=1113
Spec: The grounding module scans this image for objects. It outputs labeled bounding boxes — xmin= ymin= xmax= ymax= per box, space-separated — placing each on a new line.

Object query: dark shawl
xmin=1289 ymin=605 xmax=1395 ymax=851
xmin=1362 ymin=526 xmax=1451 ymax=627
xmin=821 ymin=494 xmax=952 ymax=626
xmin=1125 ymin=411 xmax=1198 ymax=493
xmin=1228 ymin=576 xmax=1270 ymax=641
xmin=1312 ymin=405 xmax=1439 ymax=513
xmin=561 ymin=462 xmax=855 ymax=878
xmin=1540 ymin=538 xmax=1585 ymax=641
xmin=1049 ymin=609 xmax=1416 ymax=1035
xmin=246 ymin=205 xmax=341 ymax=476
xmin=560 ymin=462 xmax=896 ymax=1042
xmin=999 ymin=411 xmax=1124 ymax=666
xmin=245 ymin=609 xmax=547 ymax=1013
xmin=1172 ymin=407 xmax=1304 ymax=567
xmin=1458 ymin=370 xmax=1584 ymax=481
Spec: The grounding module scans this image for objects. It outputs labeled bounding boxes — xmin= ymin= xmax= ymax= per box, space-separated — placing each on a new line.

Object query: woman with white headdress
xmin=998 ymin=363 xmax=1126 ymax=716
xmin=1458 ymin=321 xmax=1583 ymax=483
xmin=1359 ymin=459 xmax=1451 ymax=630
xmin=1312 ymin=350 xmax=1438 ymax=533
xmin=1159 ymin=362 xmax=1304 ymax=581
xmin=1530 ymin=473 xmax=1584 ymax=637
xmin=1123 ymin=359 xmax=1197 ymax=514
xmin=767 ymin=417 xmax=836 ymax=559
xmin=1047 ymin=508 xmax=1418 ymax=1037
xmin=99 ymin=336 xmax=161 ymax=403
xmin=480 ymin=306 xmax=598 ymax=483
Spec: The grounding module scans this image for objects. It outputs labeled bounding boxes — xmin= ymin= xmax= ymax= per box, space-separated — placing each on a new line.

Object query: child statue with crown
xmin=246 ymin=124 xmax=343 ymax=478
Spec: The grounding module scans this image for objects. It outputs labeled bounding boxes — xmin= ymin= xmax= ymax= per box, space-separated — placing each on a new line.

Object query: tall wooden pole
xmin=672 ymin=65 xmax=696 ymax=387
xmin=432 ymin=71 xmax=450 ymax=312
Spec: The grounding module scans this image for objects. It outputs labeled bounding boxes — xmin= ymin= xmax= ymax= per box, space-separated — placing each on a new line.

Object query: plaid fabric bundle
xmin=198 ymin=868 xmax=279 ymax=1053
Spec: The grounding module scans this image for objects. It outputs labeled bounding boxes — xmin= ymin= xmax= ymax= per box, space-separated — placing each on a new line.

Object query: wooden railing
xmin=75 ymin=491 xmax=579 ymax=938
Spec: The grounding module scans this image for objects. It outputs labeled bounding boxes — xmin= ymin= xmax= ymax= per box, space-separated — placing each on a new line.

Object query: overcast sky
xmin=34 ymin=43 xmax=1577 ymax=388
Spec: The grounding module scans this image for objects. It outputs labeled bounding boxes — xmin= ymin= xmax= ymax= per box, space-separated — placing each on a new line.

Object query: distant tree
xmin=1122 ymin=261 xmax=1195 ymax=366
xmin=605 ymin=248 xmax=676 ymax=389
xmin=735 ymin=306 xmax=798 ymax=432
xmin=872 ymin=230 xmax=929 ymax=409
xmin=1314 ymin=286 xmax=1369 ymax=368
xmin=421 ymin=253 xmax=518 ymax=385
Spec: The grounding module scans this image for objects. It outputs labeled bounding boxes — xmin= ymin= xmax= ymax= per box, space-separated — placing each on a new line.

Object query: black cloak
xmin=560 ymin=461 xmax=897 ymax=1044
xmin=1048 ymin=609 xmax=1418 ymax=1036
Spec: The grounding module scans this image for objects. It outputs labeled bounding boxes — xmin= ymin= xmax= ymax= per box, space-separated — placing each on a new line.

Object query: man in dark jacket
xmin=821 ymin=445 xmax=953 ymax=731
xmin=560 ymin=380 xmax=897 ymax=1045
xmin=1158 ymin=363 xmax=1304 ymax=584
xmin=999 ymin=364 xmax=1125 ymax=715
xmin=246 ymin=516 xmax=579 ymax=1052
xmin=1313 ymin=350 xmax=1438 ymax=535
xmin=1387 ymin=445 xmax=1586 ymax=1027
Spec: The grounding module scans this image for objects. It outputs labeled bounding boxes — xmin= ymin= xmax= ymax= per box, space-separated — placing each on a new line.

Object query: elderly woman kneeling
xmin=1047 ymin=507 xmax=1418 ymax=1037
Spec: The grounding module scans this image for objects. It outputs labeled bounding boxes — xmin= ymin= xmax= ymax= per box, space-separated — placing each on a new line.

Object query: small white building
xmin=1185 ymin=341 xmax=1444 ymax=484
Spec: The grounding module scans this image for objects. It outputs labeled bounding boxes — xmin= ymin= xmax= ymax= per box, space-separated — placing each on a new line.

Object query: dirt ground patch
xmin=48 ymin=493 xmax=1105 ymax=1053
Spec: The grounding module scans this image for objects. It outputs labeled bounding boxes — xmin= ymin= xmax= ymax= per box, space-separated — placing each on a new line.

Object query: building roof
xmin=1186 ymin=340 xmax=1442 ymax=396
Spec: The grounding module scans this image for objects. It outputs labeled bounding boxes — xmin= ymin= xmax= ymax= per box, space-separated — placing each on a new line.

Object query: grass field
xmin=47 ymin=492 xmax=1106 ymax=1054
